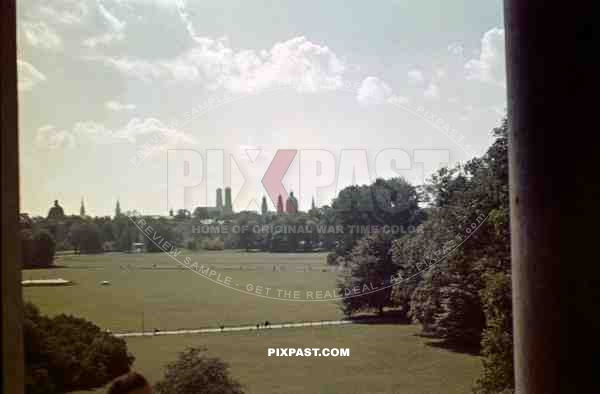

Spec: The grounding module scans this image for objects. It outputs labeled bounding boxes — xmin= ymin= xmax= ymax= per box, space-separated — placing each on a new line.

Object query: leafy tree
xmin=71 ymin=223 xmax=103 ymax=254
xmin=339 ymin=233 xmax=397 ymax=316
xmin=154 ymin=347 xmax=244 ymax=394
xmin=233 ymin=211 xmax=260 ymax=251
xmin=144 ymin=220 xmax=177 ymax=252
xmin=474 ymin=271 xmax=514 ymax=393
xmin=21 ymin=229 xmax=56 ymax=268
xmin=193 ymin=207 xmax=209 ymax=220
xmin=330 ymin=178 xmax=423 ymax=263
xmin=175 ymin=209 xmax=191 ymax=220
xmin=24 ymin=303 xmax=133 ymax=393
xmin=32 ymin=230 xmax=56 ymax=267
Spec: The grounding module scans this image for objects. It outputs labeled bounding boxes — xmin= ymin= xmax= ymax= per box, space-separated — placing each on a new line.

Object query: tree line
xmin=21 ymin=119 xmax=512 ymax=393
xmin=334 ymin=119 xmax=511 ymax=393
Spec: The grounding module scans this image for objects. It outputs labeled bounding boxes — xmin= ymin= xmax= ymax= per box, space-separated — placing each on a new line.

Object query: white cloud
xmin=424 ymin=82 xmax=440 ymax=99
xmin=21 ymin=21 xmax=62 ymax=50
xmin=435 ymin=68 xmax=446 ymax=79
xmin=388 ymin=95 xmax=409 ymax=105
xmin=447 ymin=42 xmax=464 ymax=56
xmin=97 ymin=0 xmax=125 ymax=33
xmin=175 ymin=0 xmax=201 ymax=43
xmin=465 ymin=27 xmax=506 ymax=86
xmin=17 ymin=60 xmax=46 ymax=91
xmin=407 ymin=69 xmax=424 ymax=83
xmin=36 ymin=125 xmax=75 ymax=148
xmin=356 ymin=76 xmax=392 ymax=105
xmin=102 ymin=57 xmax=163 ymax=80
xmin=37 ymin=1 xmax=89 ymax=25
xmin=83 ymin=32 xmax=122 ymax=48
xmin=36 ymin=117 xmax=196 ymax=149
xmin=83 ymin=0 xmax=126 ymax=47
xmin=106 ymin=100 xmax=136 ymax=111
xmin=99 ymin=36 xmax=346 ymax=93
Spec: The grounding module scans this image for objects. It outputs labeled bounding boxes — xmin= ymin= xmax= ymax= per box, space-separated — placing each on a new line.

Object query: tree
xmin=193 ymin=207 xmax=209 ymax=220
xmin=329 ymin=178 xmax=423 ymax=263
xmin=473 ymin=271 xmax=514 ymax=393
xmin=71 ymin=223 xmax=103 ymax=254
xmin=339 ymin=233 xmax=397 ymax=316
xmin=80 ymin=198 xmax=86 ymax=217
xmin=154 ymin=347 xmax=243 ymax=394
xmin=233 ymin=211 xmax=259 ymax=251
xmin=144 ymin=220 xmax=177 ymax=252
xmin=21 ymin=230 xmax=56 ymax=268
xmin=24 ymin=303 xmax=134 ymax=393
xmin=32 ymin=230 xmax=56 ymax=267
xmin=389 ymin=119 xmax=512 ymax=387
xmin=175 ymin=209 xmax=191 ymax=220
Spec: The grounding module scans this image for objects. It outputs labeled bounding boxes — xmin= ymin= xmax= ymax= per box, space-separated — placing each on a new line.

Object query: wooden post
xmin=1 ymin=0 xmax=25 ymax=393
xmin=504 ymin=1 xmax=574 ymax=392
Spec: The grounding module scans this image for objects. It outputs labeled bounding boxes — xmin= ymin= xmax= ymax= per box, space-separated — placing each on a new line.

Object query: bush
xmin=154 ymin=347 xmax=243 ymax=394
xmin=20 ymin=229 xmax=56 ymax=268
xmin=186 ymin=240 xmax=198 ymax=250
xmin=24 ymin=303 xmax=134 ymax=393
xmin=473 ymin=271 xmax=514 ymax=393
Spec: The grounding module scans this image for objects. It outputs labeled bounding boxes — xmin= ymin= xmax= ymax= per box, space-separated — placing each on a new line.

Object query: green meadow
xmin=26 ymin=251 xmax=481 ymax=393
xmin=23 ymin=251 xmax=343 ymax=332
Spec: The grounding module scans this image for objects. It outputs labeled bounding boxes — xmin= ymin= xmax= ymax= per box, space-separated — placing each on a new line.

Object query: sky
xmin=17 ymin=0 xmax=506 ymax=217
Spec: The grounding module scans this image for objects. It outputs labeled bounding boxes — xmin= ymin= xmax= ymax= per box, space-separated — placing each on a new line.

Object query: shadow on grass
xmin=22 ymin=264 xmax=68 ymax=270
xmin=420 ymin=337 xmax=481 ymax=356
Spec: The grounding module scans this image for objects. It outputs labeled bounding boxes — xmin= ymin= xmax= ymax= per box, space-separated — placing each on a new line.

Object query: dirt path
xmin=114 ymin=319 xmax=353 ymax=338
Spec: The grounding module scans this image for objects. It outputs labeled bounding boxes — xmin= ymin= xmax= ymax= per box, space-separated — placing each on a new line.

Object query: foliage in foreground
xmin=338 ymin=119 xmax=514 ymax=392
xmin=23 ymin=303 xmax=134 ymax=394
xmin=473 ymin=271 xmax=514 ymax=393
xmin=154 ymin=347 xmax=244 ymax=394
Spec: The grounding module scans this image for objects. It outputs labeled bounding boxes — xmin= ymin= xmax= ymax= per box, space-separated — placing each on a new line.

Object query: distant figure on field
xmin=108 ymin=371 xmax=152 ymax=394
xmin=264 ymin=320 xmax=270 ymax=328
xmin=47 ymin=200 xmax=65 ymax=219
xmin=256 ymin=323 xmax=260 ymax=330
xmin=154 ymin=328 xmax=159 ymax=335
xmin=220 ymin=324 xmax=225 ymax=332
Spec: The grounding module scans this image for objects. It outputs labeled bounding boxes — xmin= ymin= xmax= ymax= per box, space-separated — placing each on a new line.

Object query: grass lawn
xmin=27 ymin=251 xmax=482 ymax=393
xmin=83 ymin=324 xmax=480 ymax=394
xmin=23 ymin=251 xmax=344 ymax=332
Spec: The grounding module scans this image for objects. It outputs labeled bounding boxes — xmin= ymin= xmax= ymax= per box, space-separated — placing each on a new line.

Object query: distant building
xmin=224 ymin=187 xmax=233 ymax=215
xmin=194 ymin=188 xmax=235 ymax=219
xmin=286 ymin=192 xmax=298 ymax=213
xmin=47 ymin=200 xmax=65 ymax=219
xmin=216 ymin=188 xmax=223 ymax=210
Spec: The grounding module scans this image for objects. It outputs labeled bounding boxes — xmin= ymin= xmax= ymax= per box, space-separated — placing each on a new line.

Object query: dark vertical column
xmin=1 ymin=0 xmax=25 ymax=393
xmin=503 ymin=0 xmax=590 ymax=392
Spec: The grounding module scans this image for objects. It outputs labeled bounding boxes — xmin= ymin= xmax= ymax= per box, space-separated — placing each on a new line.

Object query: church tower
xmin=115 ymin=199 xmax=121 ymax=217
xmin=216 ymin=188 xmax=223 ymax=210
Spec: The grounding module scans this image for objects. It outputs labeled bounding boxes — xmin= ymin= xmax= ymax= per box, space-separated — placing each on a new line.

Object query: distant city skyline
xmin=18 ymin=0 xmax=506 ymax=216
